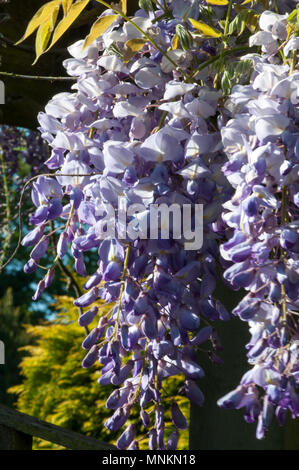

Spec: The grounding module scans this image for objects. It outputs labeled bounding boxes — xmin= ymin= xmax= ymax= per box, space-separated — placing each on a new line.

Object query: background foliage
xmin=9 ymin=293 xmax=189 ymax=449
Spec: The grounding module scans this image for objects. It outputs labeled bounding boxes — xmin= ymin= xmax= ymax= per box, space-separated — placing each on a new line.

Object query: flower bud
xmin=176 ymin=24 xmax=192 ymax=50
xmin=78 ymin=306 xmax=98 ymax=327
xmin=128 ymin=440 xmax=139 ymax=450
xmin=157 ymin=427 xmax=165 ymax=450
xmin=138 ymin=0 xmax=154 ymax=13
xmin=171 ymin=402 xmax=188 ymax=430
xmin=179 ymin=309 xmax=200 ymax=331
xmin=70 ymin=187 xmax=83 ymax=210
xmin=83 ymin=271 xmax=102 ymax=290
xmin=24 ymin=258 xmax=38 ymax=274
xmin=74 ymin=287 xmax=98 ymax=308
xmin=21 ymin=226 xmax=44 ymax=247
xmin=140 ymin=409 xmax=150 ymax=427
xmin=75 ymin=255 xmax=87 ymax=276
xmin=98 ymin=369 xmax=113 ymax=386
xmin=44 ymin=268 xmax=55 ymax=289
xmin=185 ymin=380 xmax=204 ymax=406
xmin=57 ymin=231 xmax=68 ymax=259
xmin=217 ymin=387 xmax=245 ymax=409
xmin=82 ymin=345 xmax=99 ymax=368
xmin=30 ymin=236 xmax=49 ymax=261
xmin=103 ymin=261 xmax=121 ymax=281
xmin=117 ymin=424 xmax=135 ymax=450
xmin=111 ymin=360 xmax=134 ymax=385
xmin=32 ymin=280 xmax=46 ymax=301
xmin=82 ymin=327 xmax=102 ymax=350
xmin=149 ymin=429 xmax=157 ymax=450
xmin=106 ymin=387 xmax=131 ymax=410
xmin=104 ymin=406 xmax=130 ymax=432
xmin=190 ymin=326 xmax=213 ymax=346
xmin=167 ymin=429 xmax=179 ymax=450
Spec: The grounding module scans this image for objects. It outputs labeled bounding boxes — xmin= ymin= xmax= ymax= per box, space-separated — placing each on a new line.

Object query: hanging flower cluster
xmin=19 ymin=0 xmax=299 ymax=450
xmin=21 ymin=1 xmax=233 ymax=449
xmin=218 ymin=33 xmax=299 ymax=439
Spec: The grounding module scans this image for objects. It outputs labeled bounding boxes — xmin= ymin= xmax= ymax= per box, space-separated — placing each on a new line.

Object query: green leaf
xmin=188 ymin=18 xmax=221 ymax=38
xmin=83 ymin=14 xmax=118 ymax=49
xmin=287 ymin=8 xmax=299 ymax=26
xmin=46 ymin=0 xmax=90 ymax=52
xmin=228 ymin=9 xmax=258 ymax=36
xmin=15 ymin=0 xmax=60 ymax=45
xmin=17 ymin=157 xmax=31 ymax=178
xmin=221 ymin=58 xmax=253 ymax=94
xmin=221 ymin=70 xmax=231 ymax=95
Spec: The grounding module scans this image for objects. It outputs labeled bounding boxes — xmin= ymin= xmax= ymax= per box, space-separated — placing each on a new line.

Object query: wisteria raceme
xmin=18 ymin=0 xmax=299 ymax=449
xmin=218 ymin=14 xmax=299 ymax=438
xmin=21 ymin=0 xmax=233 ymax=448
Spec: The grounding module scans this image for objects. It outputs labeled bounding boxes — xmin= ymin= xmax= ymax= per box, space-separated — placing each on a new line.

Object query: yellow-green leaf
xmin=15 ymin=0 xmax=60 ymax=45
xmin=241 ymin=0 xmax=252 ymax=4
xmin=49 ymin=5 xmax=60 ymax=30
xmin=123 ymin=38 xmax=147 ymax=62
xmin=121 ymin=0 xmax=127 ymax=15
xmin=172 ymin=34 xmax=179 ymax=50
xmin=34 ymin=23 xmax=52 ymax=65
xmin=83 ymin=14 xmax=118 ymax=49
xmin=126 ymin=38 xmax=147 ymax=52
xmin=61 ymin=0 xmax=74 ymax=16
xmin=188 ymin=18 xmax=222 ymax=37
xmin=46 ymin=0 xmax=90 ymax=51
xmin=33 ymin=6 xmax=60 ymax=64
xmin=206 ymin=0 xmax=229 ymax=5
xmin=246 ymin=12 xmax=259 ymax=33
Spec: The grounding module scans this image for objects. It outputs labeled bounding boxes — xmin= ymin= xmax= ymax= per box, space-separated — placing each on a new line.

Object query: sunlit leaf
xmin=46 ymin=0 xmax=90 ymax=51
xmin=83 ymin=14 xmax=118 ymax=49
xmin=241 ymin=0 xmax=252 ymax=4
xmin=15 ymin=0 xmax=60 ymax=45
xmin=172 ymin=34 xmax=179 ymax=50
xmin=61 ymin=0 xmax=74 ymax=16
xmin=121 ymin=0 xmax=127 ymax=15
xmin=287 ymin=8 xmax=299 ymax=25
xmin=188 ymin=18 xmax=222 ymax=38
xmin=33 ymin=5 xmax=60 ymax=64
xmin=246 ymin=12 xmax=258 ymax=33
xmin=123 ymin=38 xmax=147 ymax=62
xmin=126 ymin=38 xmax=147 ymax=52
xmin=228 ymin=9 xmax=258 ymax=36
xmin=206 ymin=0 xmax=229 ymax=5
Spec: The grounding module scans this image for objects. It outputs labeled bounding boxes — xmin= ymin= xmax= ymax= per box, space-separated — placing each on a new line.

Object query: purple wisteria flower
xmin=218 ymin=43 xmax=299 ymax=439
xmin=20 ymin=0 xmax=299 ymax=450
